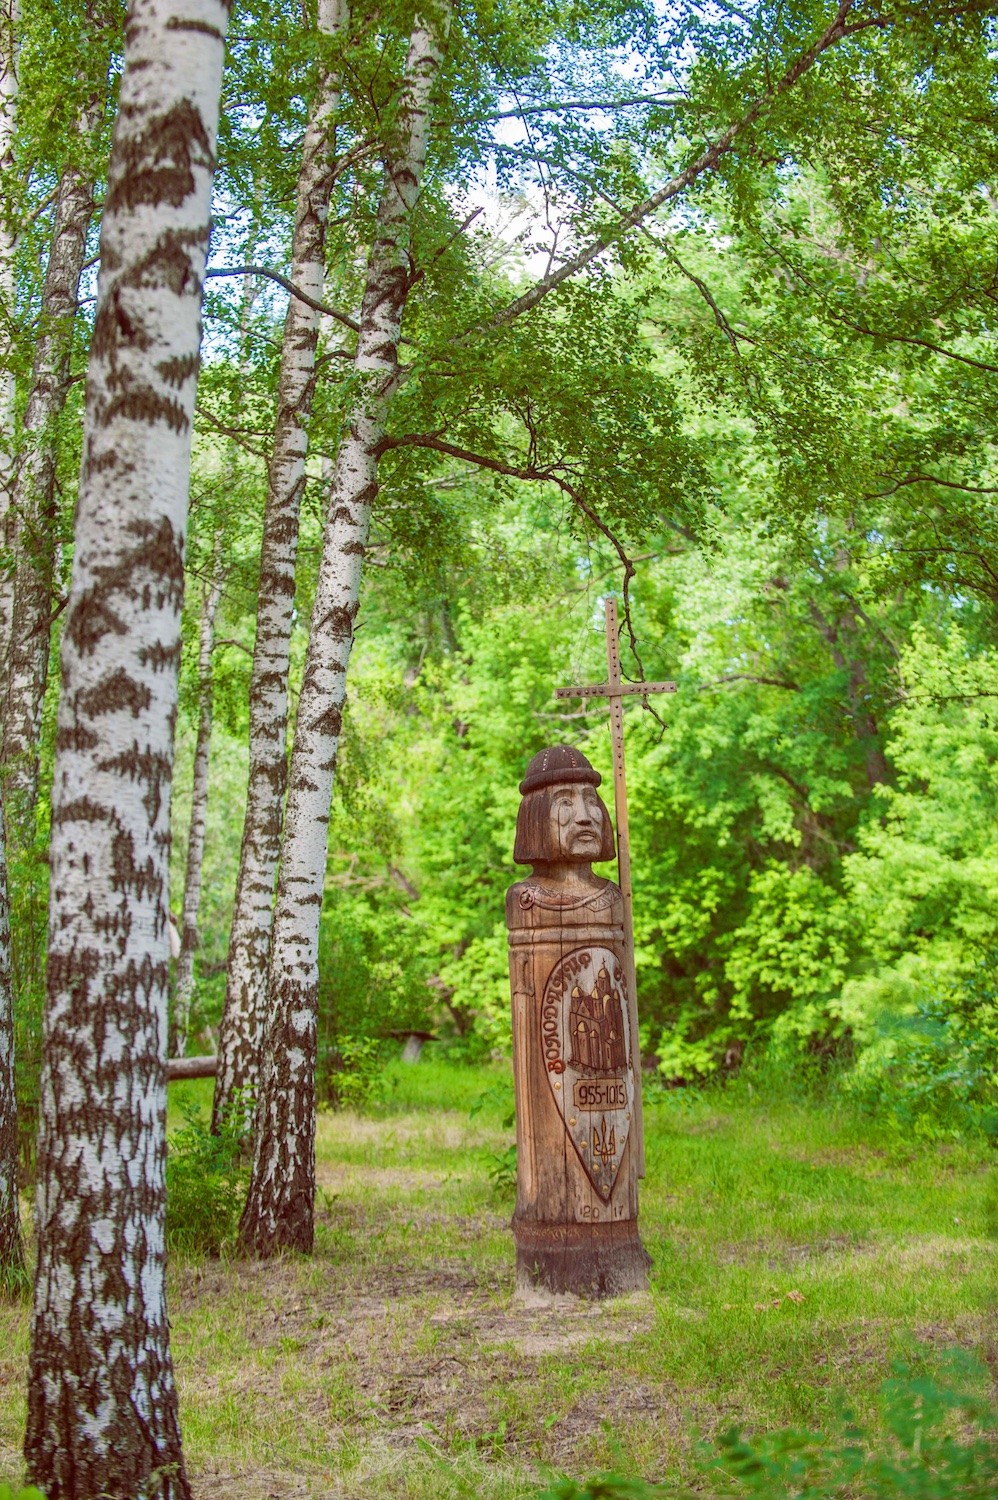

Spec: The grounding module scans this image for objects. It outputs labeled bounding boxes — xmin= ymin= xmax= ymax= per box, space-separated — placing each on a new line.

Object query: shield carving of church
xmin=540 ymin=946 xmax=634 ymax=1201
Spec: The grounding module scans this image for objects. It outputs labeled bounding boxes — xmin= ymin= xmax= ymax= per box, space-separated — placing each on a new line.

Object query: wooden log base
xmin=513 ymin=1218 xmax=650 ymax=1300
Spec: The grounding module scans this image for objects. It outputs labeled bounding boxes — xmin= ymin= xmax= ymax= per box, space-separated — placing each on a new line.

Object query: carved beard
xmin=555 ymin=820 xmax=603 ymax=859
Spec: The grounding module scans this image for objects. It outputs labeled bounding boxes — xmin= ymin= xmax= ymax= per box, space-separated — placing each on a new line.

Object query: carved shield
xmin=540 ymin=945 xmax=633 ymax=1201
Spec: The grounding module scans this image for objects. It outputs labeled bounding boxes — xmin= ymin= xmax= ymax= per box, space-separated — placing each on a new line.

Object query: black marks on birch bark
xmin=79 ymin=667 xmax=152 ymax=719
xmin=53 ymin=795 xmax=112 ymax=829
xmin=238 ymin=973 xmax=318 ymax=1257
xmin=55 ymin=723 xmax=99 ymax=754
xmin=308 ymin=702 xmax=342 ymax=739
xmin=258 ymin=566 xmax=296 ymax=599
xmin=67 ymin=517 xmax=184 ymax=657
xmin=157 ymin=352 xmax=201 ymax=386
xmin=98 ymin=748 xmax=173 ymax=825
xmin=0 ymin=791 xmax=25 ymax=1281
xmin=321 ymin=603 xmax=355 ymax=639
xmin=106 ymin=99 xmax=214 ymax=216
xmin=103 ymin=387 xmax=190 ymax=433
xmin=140 ymin=640 xmax=182 ymax=673
xmin=165 ymin=16 xmax=227 ymax=40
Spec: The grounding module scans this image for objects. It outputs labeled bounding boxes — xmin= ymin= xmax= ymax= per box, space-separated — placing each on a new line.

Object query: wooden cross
xmin=555 ymin=597 xmax=676 ymax=1176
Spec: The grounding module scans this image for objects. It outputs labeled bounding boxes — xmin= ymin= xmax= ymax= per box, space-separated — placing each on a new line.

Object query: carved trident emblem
xmin=592 ymin=1114 xmax=616 ymax=1168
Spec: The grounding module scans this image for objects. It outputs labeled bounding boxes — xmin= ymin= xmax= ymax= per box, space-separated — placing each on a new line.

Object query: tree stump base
xmin=514 ymin=1218 xmax=650 ymax=1299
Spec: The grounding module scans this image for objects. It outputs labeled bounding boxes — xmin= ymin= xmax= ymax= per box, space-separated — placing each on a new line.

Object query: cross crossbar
xmin=555 ymin=680 xmax=676 ymax=699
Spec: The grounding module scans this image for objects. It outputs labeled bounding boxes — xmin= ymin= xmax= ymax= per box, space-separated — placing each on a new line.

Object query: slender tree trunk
xmin=0 ymin=0 xmax=20 ymax=706
xmin=0 ymin=784 xmax=24 ymax=1284
xmin=212 ymin=0 xmax=348 ymax=1133
xmin=24 ymin=0 xmax=229 ymax=1494
xmin=169 ymin=548 xmax=223 ymax=1059
xmin=0 ymin=0 xmax=23 ymax=1292
xmin=3 ymin=107 xmax=102 ymax=831
xmin=239 ymin=3 xmax=450 ymax=1257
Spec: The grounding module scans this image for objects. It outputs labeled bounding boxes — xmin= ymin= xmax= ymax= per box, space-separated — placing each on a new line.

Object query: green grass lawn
xmin=0 ymin=1058 xmax=994 ymax=1498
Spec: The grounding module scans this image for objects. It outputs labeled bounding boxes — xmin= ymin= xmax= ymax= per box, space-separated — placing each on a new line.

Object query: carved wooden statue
xmin=507 ymin=744 xmax=650 ymax=1297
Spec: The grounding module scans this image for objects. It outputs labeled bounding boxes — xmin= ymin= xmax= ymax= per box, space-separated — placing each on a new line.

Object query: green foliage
xmin=316 ymin=887 xmax=433 ymax=1109
xmin=318 ymin=1034 xmax=389 ymax=1114
xmin=484 ymin=1141 xmax=517 ymax=1194
xmin=165 ymin=1094 xmax=248 ymax=1257
xmin=845 ymin=955 xmax=998 ymax=1146
xmin=469 ymin=1080 xmax=517 ymax=1190
xmin=537 ymin=1361 xmax=998 ymax=1499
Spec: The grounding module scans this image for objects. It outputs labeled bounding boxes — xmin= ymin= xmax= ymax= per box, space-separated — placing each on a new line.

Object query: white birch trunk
xmin=24 ymin=1 xmax=228 ymax=1494
xmin=239 ymin=3 xmax=450 ymax=1256
xmin=3 ymin=106 xmax=102 ymax=832
xmin=0 ymin=0 xmax=20 ymax=706
xmin=169 ymin=549 xmax=223 ymax=1059
xmin=212 ymin=0 xmax=348 ymax=1134
xmin=0 ymin=783 xmax=24 ymax=1280
xmin=0 ymin=0 xmax=22 ymax=1289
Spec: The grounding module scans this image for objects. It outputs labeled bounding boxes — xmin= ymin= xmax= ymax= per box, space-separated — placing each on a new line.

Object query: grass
xmin=0 ymin=1057 xmax=995 ymax=1498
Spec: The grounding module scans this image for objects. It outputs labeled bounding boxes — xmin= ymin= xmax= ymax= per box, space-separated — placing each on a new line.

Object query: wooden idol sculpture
xmin=506 ymin=744 xmax=650 ymax=1297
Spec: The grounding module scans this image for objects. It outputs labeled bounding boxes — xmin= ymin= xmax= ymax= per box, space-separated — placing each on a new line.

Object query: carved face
xmin=513 ymin=778 xmax=615 ymax=865
xmin=550 ymin=782 xmax=604 ymax=860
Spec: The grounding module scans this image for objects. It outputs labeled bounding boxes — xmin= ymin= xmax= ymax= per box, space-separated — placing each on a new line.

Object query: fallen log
xmin=167 ymin=1056 xmax=218 ymax=1082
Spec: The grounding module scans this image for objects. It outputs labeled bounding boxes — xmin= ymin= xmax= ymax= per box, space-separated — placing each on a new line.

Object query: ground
xmin=0 ymin=1059 xmax=994 ymax=1498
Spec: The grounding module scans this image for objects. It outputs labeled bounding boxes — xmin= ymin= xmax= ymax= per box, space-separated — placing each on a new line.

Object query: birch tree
xmin=170 ymin=544 xmax=224 ymax=1059
xmin=0 ymin=0 xmax=22 ymax=1292
xmin=0 ymin=0 xmax=18 ymax=697
xmin=2 ymin=93 xmax=105 ymax=829
xmin=24 ymin=0 xmax=229 ymax=1492
xmin=239 ymin=0 xmax=451 ymax=1255
xmin=0 ymin=784 xmax=23 ymax=1284
xmin=212 ymin=0 xmax=349 ymax=1132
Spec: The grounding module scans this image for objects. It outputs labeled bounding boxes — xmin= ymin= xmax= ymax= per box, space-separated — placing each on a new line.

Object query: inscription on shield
xmin=540 ymin=946 xmax=633 ymax=1202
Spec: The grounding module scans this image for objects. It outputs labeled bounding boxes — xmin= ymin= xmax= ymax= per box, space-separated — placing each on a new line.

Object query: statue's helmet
xmin=513 ymin=744 xmax=616 ymax=864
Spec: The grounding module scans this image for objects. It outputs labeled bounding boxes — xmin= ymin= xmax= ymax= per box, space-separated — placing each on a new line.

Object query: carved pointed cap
xmin=519 ymin=744 xmax=601 ymax=795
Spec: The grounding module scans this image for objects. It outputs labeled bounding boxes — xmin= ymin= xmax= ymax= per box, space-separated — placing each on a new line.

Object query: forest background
xmin=5 ymin=0 xmax=998 ymax=1162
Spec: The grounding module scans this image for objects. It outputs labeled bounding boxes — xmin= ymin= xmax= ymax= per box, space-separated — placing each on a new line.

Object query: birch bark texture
xmin=169 ymin=550 xmax=224 ymax=1060
xmin=3 ymin=105 xmax=102 ymax=827
xmin=0 ymin=0 xmax=19 ymax=703
xmin=239 ymin=1 xmax=451 ymax=1256
xmin=0 ymin=784 xmax=24 ymax=1278
xmin=24 ymin=1 xmax=229 ymax=1495
xmin=212 ymin=0 xmax=348 ymax=1133
xmin=0 ymin=0 xmax=23 ymax=1288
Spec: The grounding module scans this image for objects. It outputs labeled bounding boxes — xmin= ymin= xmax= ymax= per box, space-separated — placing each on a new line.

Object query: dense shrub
xmin=316 ymin=888 xmax=432 ymax=1108
xmin=165 ymin=1093 xmax=248 ymax=1255
xmin=844 ymin=954 xmax=998 ymax=1145
xmin=539 ymin=1361 xmax=998 ymax=1499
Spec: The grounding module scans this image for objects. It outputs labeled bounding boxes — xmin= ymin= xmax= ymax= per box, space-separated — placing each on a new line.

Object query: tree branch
xmin=699 ymin=673 xmax=801 ymax=691
xmin=867 ymin=472 xmax=998 ymax=499
xmin=379 ymin=430 xmax=683 ymax=713
xmin=446 ymin=91 xmax=685 ymax=126
xmin=490 ymin=0 xmax=864 ymax=326
xmin=196 ymin=404 xmax=269 ymax=459
xmin=205 ymin=265 xmax=361 ymax=332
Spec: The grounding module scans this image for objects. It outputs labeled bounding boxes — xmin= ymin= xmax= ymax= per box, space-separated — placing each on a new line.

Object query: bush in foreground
xmin=540 ymin=1361 xmax=998 ymax=1499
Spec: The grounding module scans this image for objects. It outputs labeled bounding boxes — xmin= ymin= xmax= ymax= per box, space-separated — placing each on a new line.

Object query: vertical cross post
xmin=556 ymin=598 xmax=677 ymax=1177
